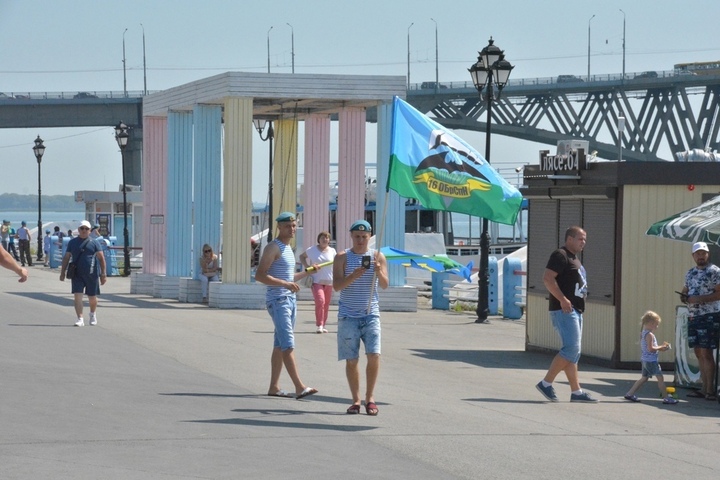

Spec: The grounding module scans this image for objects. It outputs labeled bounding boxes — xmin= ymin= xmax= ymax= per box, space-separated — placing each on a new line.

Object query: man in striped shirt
xmin=255 ymin=212 xmax=318 ymax=400
xmin=333 ymin=220 xmax=388 ymax=416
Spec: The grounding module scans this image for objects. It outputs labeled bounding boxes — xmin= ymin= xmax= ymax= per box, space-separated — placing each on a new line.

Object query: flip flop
xmin=346 ymin=404 xmax=361 ymax=414
xmin=365 ymin=401 xmax=378 ymax=416
xmin=687 ymin=390 xmax=706 ymax=398
xmin=296 ymin=387 xmax=318 ymax=400
xmin=268 ymin=390 xmax=294 ymax=398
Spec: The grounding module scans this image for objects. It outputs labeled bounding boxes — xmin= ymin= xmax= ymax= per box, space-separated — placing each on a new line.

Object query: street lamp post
xmin=619 ymin=9 xmax=626 ymax=80
xmin=141 ymin=23 xmax=148 ymax=95
xmin=407 ymin=22 xmax=414 ymax=88
xmin=286 ymin=23 xmax=295 ymax=73
xmin=32 ymin=136 xmax=45 ymax=262
xmin=114 ymin=122 xmax=131 ymax=277
xmin=254 ymin=119 xmax=274 ymax=242
xmin=122 ymin=28 xmax=128 ymax=97
xmin=587 ymin=14 xmax=595 ymax=81
xmin=430 ymin=18 xmax=438 ymax=91
xmin=468 ymin=37 xmax=514 ymax=323
xmin=267 ymin=26 xmax=273 ymax=73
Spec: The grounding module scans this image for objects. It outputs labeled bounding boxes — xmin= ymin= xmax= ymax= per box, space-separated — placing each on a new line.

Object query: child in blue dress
xmin=624 ymin=310 xmax=678 ymax=404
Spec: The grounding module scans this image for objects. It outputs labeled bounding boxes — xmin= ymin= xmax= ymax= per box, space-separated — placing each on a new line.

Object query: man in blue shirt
xmin=60 ymin=220 xmax=107 ymax=327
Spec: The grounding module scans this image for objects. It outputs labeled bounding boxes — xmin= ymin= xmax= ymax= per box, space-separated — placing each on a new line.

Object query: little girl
xmin=624 ymin=310 xmax=678 ymax=404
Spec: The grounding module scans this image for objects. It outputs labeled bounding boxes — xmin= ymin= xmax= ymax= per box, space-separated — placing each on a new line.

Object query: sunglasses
xmin=78 ymin=227 xmax=90 ymax=231
xmin=204 ymin=249 xmax=211 ymax=253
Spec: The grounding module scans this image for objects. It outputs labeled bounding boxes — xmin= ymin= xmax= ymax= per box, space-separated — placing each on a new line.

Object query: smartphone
xmin=362 ymin=255 xmax=371 ymax=269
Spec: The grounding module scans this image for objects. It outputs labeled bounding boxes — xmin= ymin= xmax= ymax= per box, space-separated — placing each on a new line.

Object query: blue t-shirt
xmin=67 ymin=236 xmax=103 ymax=277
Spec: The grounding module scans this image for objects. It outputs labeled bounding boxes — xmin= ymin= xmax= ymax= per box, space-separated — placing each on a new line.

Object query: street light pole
xmin=254 ymin=119 xmax=274 ymax=242
xmin=430 ymin=18 xmax=438 ymax=91
xmin=267 ymin=26 xmax=273 ymax=73
xmin=286 ymin=23 xmax=294 ymax=73
xmin=407 ymin=22 xmax=413 ymax=88
xmin=587 ymin=14 xmax=595 ymax=81
xmin=122 ymin=28 xmax=128 ymax=97
xmin=114 ymin=122 xmax=131 ymax=277
xmin=619 ymin=9 xmax=626 ymax=80
xmin=469 ymin=37 xmax=514 ymax=323
xmin=141 ymin=23 xmax=147 ymax=95
xmin=33 ymin=136 xmax=45 ymax=262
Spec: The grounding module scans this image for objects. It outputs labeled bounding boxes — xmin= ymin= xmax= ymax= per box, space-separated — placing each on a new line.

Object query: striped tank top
xmin=266 ymin=239 xmax=296 ymax=302
xmin=338 ymin=249 xmax=379 ymax=317
xmin=640 ymin=329 xmax=659 ymax=362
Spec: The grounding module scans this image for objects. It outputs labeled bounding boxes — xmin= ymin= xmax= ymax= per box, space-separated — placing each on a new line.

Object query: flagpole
xmin=366 ymin=188 xmax=391 ymax=314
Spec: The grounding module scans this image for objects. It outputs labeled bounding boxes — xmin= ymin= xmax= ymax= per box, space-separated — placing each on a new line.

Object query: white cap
xmin=692 ymin=241 xmax=709 ymax=253
xmin=78 ymin=220 xmax=92 ymax=229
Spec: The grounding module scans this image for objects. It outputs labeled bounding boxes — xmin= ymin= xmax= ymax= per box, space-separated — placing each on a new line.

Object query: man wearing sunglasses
xmin=60 ymin=220 xmax=107 ymax=327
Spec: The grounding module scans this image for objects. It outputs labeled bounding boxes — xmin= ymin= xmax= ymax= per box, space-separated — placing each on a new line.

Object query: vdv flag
xmin=387 ymin=97 xmax=523 ymax=225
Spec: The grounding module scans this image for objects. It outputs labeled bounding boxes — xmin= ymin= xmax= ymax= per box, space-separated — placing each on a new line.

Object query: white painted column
xmin=336 ymin=107 xmax=367 ymax=252
xmin=303 ymin=114 xmax=331 ymax=251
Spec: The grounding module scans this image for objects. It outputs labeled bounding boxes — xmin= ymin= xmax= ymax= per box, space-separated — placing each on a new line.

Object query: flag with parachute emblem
xmin=387 ymin=96 xmax=523 ymax=225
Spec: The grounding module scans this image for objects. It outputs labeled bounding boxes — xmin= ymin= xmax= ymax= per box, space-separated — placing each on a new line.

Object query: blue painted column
xmin=375 ymin=101 xmax=406 ymax=286
xmin=192 ymin=105 xmax=222 ymax=278
xmin=166 ymin=111 xmax=194 ymax=277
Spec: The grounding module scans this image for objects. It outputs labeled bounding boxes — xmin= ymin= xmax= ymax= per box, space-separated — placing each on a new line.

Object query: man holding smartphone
xmin=333 ymin=220 xmax=388 ymax=416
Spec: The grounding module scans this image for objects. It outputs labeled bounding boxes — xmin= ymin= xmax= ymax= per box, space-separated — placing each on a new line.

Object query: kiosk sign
xmin=539 ymin=148 xmax=587 ymax=173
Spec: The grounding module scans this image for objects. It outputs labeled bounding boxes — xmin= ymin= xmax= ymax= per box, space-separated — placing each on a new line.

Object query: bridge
xmin=2 ymin=68 xmax=720 ymax=185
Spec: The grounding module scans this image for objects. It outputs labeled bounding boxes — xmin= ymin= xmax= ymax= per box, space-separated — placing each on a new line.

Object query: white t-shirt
xmin=305 ymin=244 xmax=336 ymax=285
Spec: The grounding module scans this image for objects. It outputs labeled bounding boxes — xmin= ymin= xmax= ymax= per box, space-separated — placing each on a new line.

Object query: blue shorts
xmin=641 ymin=361 xmax=662 ymax=378
xmin=687 ymin=313 xmax=720 ymax=349
xmin=266 ymin=296 xmax=296 ymax=351
xmin=549 ymin=309 xmax=583 ymax=364
xmin=71 ymin=274 xmax=100 ymax=296
xmin=337 ymin=315 xmax=381 ymax=361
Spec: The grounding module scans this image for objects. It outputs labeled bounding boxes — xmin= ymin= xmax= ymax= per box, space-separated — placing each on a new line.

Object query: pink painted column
xmin=303 ymin=114 xmax=331 ymax=251
xmin=141 ymin=116 xmax=168 ymax=274
xmin=336 ymin=107 xmax=367 ymax=252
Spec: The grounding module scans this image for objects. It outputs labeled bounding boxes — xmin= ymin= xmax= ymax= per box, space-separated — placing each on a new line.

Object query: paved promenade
xmin=1 ymin=266 xmax=719 ymax=479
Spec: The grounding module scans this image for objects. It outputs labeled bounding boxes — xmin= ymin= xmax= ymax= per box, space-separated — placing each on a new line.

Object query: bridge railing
xmin=407 ymin=68 xmax=710 ymax=91
xmin=0 ymin=90 xmax=149 ymax=100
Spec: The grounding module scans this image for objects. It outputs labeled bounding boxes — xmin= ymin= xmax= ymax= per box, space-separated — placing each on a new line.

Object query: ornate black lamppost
xmin=114 ymin=121 xmax=131 ymax=276
xmin=253 ymin=119 xmax=274 ymax=242
xmin=468 ymin=37 xmax=514 ymax=323
xmin=32 ymin=136 xmax=46 ymax=262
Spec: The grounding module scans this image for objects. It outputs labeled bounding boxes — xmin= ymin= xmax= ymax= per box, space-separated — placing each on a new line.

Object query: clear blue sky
xmin=1 ymin=0 xmax=719 ymax=201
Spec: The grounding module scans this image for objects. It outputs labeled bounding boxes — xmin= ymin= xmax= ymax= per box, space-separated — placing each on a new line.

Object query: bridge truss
xmin=409 ymin=76 xmax=720 ymax=162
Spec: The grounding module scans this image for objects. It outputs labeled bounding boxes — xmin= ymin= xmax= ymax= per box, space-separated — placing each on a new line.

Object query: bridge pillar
xmin=125 ymin=125 xmax=143 ymax=187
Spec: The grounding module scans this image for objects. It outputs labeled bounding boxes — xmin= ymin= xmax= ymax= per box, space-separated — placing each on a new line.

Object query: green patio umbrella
xmin=646 ymin=195 xmax=720 ymax=246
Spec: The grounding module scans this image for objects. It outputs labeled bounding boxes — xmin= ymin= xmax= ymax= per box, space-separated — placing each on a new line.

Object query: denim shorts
xmin=641 ymin=361 xmax=662 ymax=378
xmin=337 ymin=315 xmax=381 ymax=360
xmin=687 ymin=313 xmax=720 ymax=349
xmin=549 ymin=309 xmax=583 ymax=363
xmin=266 ymin=296 xmax=297 ymax=351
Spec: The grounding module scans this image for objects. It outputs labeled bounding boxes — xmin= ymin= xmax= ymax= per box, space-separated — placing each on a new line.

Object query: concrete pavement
xmin=1 ymin=266 xmax=719 ymax=479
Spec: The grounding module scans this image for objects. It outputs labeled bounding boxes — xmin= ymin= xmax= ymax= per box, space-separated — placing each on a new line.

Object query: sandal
xmin=623 ymin=394 xmax=641 ymax=403
xmin=346 ymin=404 xmax=361 ymax=414
xmin=687 ymin=390 xmax=706 ymax=398
xmin=365 ymin=401 xmax=379 ymax=416
xmin=705 ymin=393 xmax=717 ymax=401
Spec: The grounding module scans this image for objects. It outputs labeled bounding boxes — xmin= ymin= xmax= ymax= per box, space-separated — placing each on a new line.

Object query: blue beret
xmin=21 ymin=221 xmax=26 ymax=225
xmin=275 ymin=211 xmax=296 ymax=223
xmin=349 ymin=220 xmax=372 ymax=232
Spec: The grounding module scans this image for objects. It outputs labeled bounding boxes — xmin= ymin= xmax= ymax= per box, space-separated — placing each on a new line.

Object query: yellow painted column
xmin=222 ymin=97 xmax=254 ymax=284
xmin=273 ymin=117 xmax=299 ymax=247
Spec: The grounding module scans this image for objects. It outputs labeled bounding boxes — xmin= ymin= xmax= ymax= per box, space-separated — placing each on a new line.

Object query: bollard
xmin=488 ymin=256 xmax=498 ymax=315
xmin=503 ymin=257 xmax=523 ymax=319
xmin=431 ymin=271 xmax=450 ymax=310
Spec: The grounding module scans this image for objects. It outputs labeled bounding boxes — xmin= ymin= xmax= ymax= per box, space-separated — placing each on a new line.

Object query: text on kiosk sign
xmin=539 ymin=148 xmax=587 ymax=172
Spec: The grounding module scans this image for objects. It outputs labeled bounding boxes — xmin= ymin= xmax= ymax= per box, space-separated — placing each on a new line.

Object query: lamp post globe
xmin=114 ymin=122 xmax=131 ymax=277
xmin=32 ymin=136 xmax=46 ymax=262
xmin=468 ymin=37 xmax=513 ymax=323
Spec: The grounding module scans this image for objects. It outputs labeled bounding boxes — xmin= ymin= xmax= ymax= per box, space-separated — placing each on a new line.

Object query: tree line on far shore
xmin=0 ymin=193 xmax=79 ymax=211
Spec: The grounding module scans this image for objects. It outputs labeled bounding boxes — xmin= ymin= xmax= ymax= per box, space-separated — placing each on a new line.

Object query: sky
xmin=1 ymin=0 xmax=719 ymax=202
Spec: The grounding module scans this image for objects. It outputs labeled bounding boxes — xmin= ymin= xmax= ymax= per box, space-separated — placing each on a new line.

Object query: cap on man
xmin=692 ymin=242 xmax=710 ymax=254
